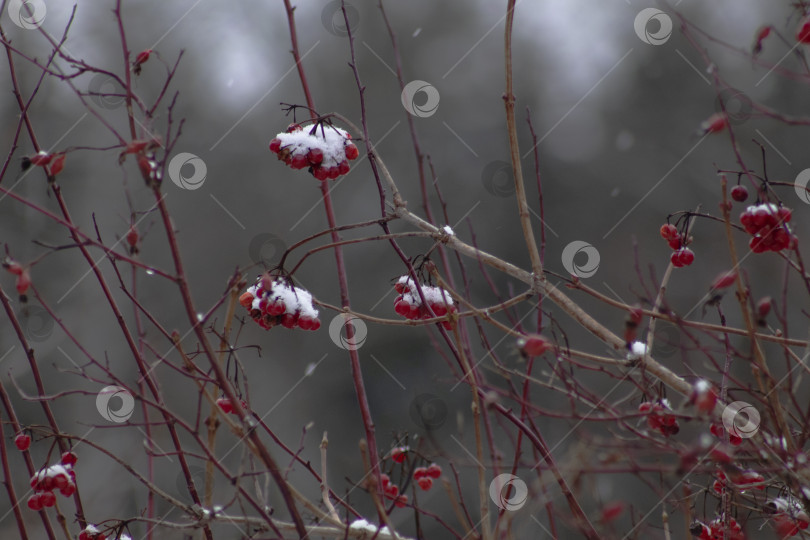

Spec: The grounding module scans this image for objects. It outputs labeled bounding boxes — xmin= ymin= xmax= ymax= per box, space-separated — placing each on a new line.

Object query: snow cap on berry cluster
xmin=269 ymin=124 xmax=359 ymax=181
xmin=396 ymin=275 xmax=454 ymax=307
xmin=247 ymin=279 xmax=318 ymax=319
xmin=31 ymin=464 xmax=72 ymax=486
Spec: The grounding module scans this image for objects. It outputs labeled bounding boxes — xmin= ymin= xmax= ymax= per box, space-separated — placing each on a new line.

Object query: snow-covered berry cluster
xmin=79 ymin=524 xmax=107 ymax=540
xmin=239 ymin=276 xmax=320 ymax=331
xmin=767 ymin=497 xmax=810 ymax=538
xmin=380 ymin=474 xmax=408 ymax=508
xmin=740 ymin=203 xmax=796 ymax=253
xmin=660 ymin=223 xmax=695 ymax=267
xmin=691 ymin=517 xmax=744 ymax=540
xmin=269 ymin=123 xmax=359 ymax=181
xmin=413 ymin=463 xmax=442 ymax=491
xmin=639 ymin=399 xmax=679 ymax=436
xmin=393 ymin=276 xmax=456 ymax=329
xmin=27 ymin=453 xmax=78 ymax=510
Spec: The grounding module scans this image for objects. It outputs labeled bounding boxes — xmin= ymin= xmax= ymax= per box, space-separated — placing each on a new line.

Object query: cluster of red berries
xmin=3 ymin=257 xmax=32 ymax=301
xmin=393 ymin=276 xmax=457 ymax=329
xmin=639 ymin=399 xmax=679 ymax=436
xmin=413 ymin=463 xmax=442 ymax=491
xmin=768 ymin=497 xmax=810 ymax=538
xmin=379 ymin=474 xmax=408 ymax=508
xmin=739 ymin=203 xmax=796 ymax=253
xmin=269 ymin=123 xmax=359 ymax=181
xmin=709 ymin=422 xmax=742 ymax=445
xmin=27 ymin=452 xmax=78 ymax=510
xmin=79 ymin=524 xmax=107 ymax=540
xmin=239 ymin=276 xmax=321 ymax=331
xmin=22 ymin=150 xmax=66 ymax=177
xmin=14 ymin=432 xmax=31 ymax=451
xmin=216 ymin=397 xmax=248 ymax=415
xmin=659 ymin=224 xmax=695 ymax=267
xmin=691 ymin=517 xmax=744 ymax=540
xmin=711 ymin=470 xmax=764 ymax=495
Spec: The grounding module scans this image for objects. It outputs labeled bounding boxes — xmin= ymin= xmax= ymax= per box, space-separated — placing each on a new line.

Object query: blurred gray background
xmin=1 ymin=1 xmax=808 ymax=538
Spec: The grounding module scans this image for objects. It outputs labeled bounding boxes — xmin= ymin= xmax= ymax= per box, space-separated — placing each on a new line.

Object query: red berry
xmin=135 ymin=49 xmax=152 ymax=66
xmin=27 ymin=494 xmax=43 ymax=511
xmin=659 ymin=224 xmax=677 ymax=240
xmin=344 ymin=142 xmax=359 ymax=160
xmin=426 ymin=463 xmax=442 ymax=478
xmin=679 ymin=248 xmax=695 ymax=266
xmin=757 ymin=297 xmax=772 ymax=320
xmin=239 ymin=292 xmax=254 ymax=309
xmin=60 ymin=483 xmax=76 ymax=497
xmin=48 ymin=154 xmax=66 ymax=176
xmin=667 ymin=237 xmax=682 ymax=250
xmin=599 ymin=501 xmax=625 ymax=523
xmin=385 ymin=483 xmax=399 ymax=498
xmin=309 ymin=318 xmax=321 ymax=331
xmin=391 ymin=447 xmax=407 ymax=463
xmin=290 ymin=153 xmax=308 ymax=170
xmin=701 ymin=112 xmax=728 ymax=134
xmin=269 ymin=138 xmax=282 ymax=153
xmin=216 ymin=397 xmax=233 ymax=414
xmin=61 ymin=451 xmax=78 ymax=466
xmin=14 ymin=433 xmax=31 ymax=451
xmin=798 ymin=16 xmax=810 ymax=43
xmin=280 ymin=312 xmax=298 ymax=328
xmin=40 ymin=491 xmax=56 ymax=507
xmin=312 ymin=166 xmax=328 ymax=181
xmin=29 ymin=151 xmax=53 ymax=167
xmin=327 ymin=166 xmax=340 ymax=180
xmin=519 ymin=335 xmax=551 ymax=356
xmin=730 ymin=185 xmax=748 ymax=202
xmin=691 ymin=381 xmax=717 ymax=413
xmin=710 ymin=271 xmax=736 ymax=290
xmin=394 ymin=494 xmax=408 ymax=508
xmin=337 ymin=160 xmax=350 ymax=175
xmin=380 ymin=473 xmax=390 ymax=489
xmin=417 ymin=477 xmax=433 ymax=491
xmin=16 ymin=269 xmax=31 ymax=297
xmin=307 ymin=148 xmax=324 ymax=165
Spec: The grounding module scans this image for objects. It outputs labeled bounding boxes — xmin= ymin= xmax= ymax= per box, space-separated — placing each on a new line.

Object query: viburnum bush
xmin=3 ymin=2 xmax=810 ymax=540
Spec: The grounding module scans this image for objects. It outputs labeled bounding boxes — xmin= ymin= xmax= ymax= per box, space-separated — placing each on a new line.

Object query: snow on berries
xmin=269 ymin=123 xmax=359 ymax=181
xmin=639 ymin=399 xmax=679 ymax=436
xmin=767 ymin=496 xmax=810 ymax=538
xmin=393 ymin=275 xmax=456 ymax=329
xmin=239 ymin=276 xmax=320 ymax=331
xmin=691 ymin=517 xmax=744 ymax=540
xmin=740 ymin=203 xmax=797 ymax=253
xmin=27 ymin=461 xmax=78 ymax=510
xmin=79 ymin=524 xmax=106 ymax=540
